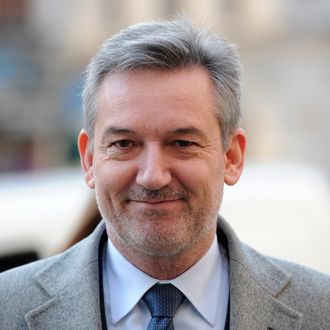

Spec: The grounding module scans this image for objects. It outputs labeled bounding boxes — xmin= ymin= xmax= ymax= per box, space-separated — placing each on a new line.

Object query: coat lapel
xmin=229 ymin=260 xmax=303 ymax=330
xmin=24 ymin=222 xmax=107 ymax=329
xmin=218 ymin=217 xmax=303 ymax=330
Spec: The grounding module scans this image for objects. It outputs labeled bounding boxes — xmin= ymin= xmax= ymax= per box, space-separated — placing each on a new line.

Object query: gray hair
xmin=82 ymin=18 xmax=242 ymax=148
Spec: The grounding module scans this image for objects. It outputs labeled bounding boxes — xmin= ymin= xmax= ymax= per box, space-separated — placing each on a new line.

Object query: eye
xmin=173 ymin=140 xmax=195 ymax=147
xmin=111 ymin=140 xmax=134 ymax=148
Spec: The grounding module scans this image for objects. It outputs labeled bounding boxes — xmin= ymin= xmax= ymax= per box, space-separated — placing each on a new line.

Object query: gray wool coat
xmin=1 ymin=217 xmax=330 ymax=329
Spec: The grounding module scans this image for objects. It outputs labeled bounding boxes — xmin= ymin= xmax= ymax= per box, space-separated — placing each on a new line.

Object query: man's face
xmin=79 ymin=67 xmax=245 ymax=258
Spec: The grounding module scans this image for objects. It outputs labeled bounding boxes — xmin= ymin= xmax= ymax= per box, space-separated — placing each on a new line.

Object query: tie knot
xmin=143 ymin=284 xmax=185 ymax=318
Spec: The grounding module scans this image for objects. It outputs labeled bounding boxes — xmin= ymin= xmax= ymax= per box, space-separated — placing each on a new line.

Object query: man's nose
xmin=136 ymin=144 xmax=171 ymax=190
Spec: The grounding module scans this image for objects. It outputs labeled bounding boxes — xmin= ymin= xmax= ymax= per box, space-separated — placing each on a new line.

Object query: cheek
xmin=94 ymin=161 xmax=136 ymax=196
xmin=176 ymin=159 xmax=224 ymax=193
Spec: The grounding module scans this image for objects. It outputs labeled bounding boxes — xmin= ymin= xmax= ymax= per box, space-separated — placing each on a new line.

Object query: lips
xmin=124 ymin=186 xmax=187 ymax=200
xmin=128 ymin=199 xmax=181 ymax=204
xmin=126 ymin=198 xmax=185 ymax=213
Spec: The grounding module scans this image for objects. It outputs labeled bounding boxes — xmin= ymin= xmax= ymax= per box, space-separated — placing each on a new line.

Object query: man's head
xmin=78 ymin=18 xmax=246 ymax=276
xmin=82 ymin=18 xmax=242 ymax=149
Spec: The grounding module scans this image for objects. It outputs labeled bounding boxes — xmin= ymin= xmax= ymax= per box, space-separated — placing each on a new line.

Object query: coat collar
xmin=218 ymin=216 xmax=303 ymax=329
xmin=25 ymin=218 xmax=303 ymax=329
xmin=24 ymin=221 xmax=107 ymax=329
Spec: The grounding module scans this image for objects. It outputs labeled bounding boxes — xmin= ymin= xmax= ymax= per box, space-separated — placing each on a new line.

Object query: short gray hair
xmin=82 ymin=18 xmax=242 ymax=148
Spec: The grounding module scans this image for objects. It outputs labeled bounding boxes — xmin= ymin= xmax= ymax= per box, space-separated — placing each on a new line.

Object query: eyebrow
xmin=103 ymin=126 xmax=136 ymax=135
xmin=101 ymin=126 xmax=137 ymax=141
xmin=168 ymin=127 xmax=207 ymax=140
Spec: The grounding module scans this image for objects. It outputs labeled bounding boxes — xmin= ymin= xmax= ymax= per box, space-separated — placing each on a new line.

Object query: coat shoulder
xmin=0 ymin=222 xmax=105 ymax=329
xmin=0 ymin=256 xmax=59 ymax=328
xmin=269 ymin=256 xmax=330 ymax=300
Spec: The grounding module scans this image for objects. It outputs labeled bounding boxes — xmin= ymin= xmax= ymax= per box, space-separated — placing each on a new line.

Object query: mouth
xmin=128 ymin=198 xmax=182 ymax=204
xmin=126 ymin=198 xmax=185 ymax=211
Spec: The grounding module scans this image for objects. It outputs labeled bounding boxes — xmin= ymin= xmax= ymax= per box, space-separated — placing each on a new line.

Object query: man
xmin=1 ymin=18 xmax=329 ymax=330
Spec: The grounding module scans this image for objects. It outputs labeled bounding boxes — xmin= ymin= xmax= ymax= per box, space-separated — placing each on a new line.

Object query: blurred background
xmin=0 ymin=0 xmax=329 ymax=273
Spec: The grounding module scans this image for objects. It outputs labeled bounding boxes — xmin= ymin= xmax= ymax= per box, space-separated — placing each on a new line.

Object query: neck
xmin=108 ymin=230 xmax=215 ymax=280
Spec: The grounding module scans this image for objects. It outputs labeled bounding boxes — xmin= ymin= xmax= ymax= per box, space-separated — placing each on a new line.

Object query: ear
xmin=78 ymin=129 xmax=95 ymax=189
xmin=224 ymin=128 xmax=247 ymax=186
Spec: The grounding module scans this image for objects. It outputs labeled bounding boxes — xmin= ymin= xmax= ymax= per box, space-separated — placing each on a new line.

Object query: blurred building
xmin=0 ymin=0 xmax=330 ymax=178
xmin=1 ymin=0 xmax=329 ymax=273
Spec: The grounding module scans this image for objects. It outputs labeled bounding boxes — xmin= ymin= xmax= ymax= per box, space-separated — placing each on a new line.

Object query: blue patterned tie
xmin=143 ymin=283 xmax=185 ymax=330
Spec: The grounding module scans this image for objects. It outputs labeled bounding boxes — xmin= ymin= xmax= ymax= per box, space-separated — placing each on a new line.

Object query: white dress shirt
xmin=102 ymin=235 xmax=229 ymax=329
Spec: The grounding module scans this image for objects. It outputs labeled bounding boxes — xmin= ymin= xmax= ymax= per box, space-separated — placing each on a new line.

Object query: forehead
xmin=95 ymin=67 xmax=220 ymax=136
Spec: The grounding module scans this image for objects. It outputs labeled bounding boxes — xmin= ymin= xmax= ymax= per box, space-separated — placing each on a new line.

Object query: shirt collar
xmin=170 ymin=236 xmax=224 ymax=325
xmin=105 ymin=235 xmax=224 ymax=326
